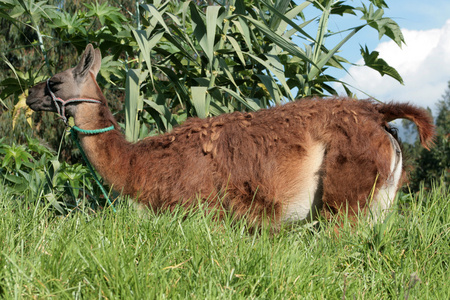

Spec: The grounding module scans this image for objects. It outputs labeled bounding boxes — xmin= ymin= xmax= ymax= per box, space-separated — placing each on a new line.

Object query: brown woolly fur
xmin=26 ymin=44 xmax=435 ymax=227
xmin=374 ymin=102 xmax=435 ymax=150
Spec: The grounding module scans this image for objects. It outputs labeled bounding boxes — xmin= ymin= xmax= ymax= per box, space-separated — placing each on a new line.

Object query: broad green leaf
xmin=132 ymin=30 xmax=163 ymax=87
xmin=3 ymin=173 xmax=27 ymax=185
xmin=246 ymin=52 xmax=293 ymax=101
xmin=1 ymin=52 xmax=23 ymax=107
xmin=308 ymin=25 xmax=364 ymax=80
xmin=256 ymin=75 xmax=281 ymax=105
xmin=226 ymin=35 xmax=246 ymax=66
xmin=99 ymin=56 xmax=124 ymax=84
xmin=360 ymin=46 xmax=404 ymax=84
xmin=125 ymin=69 xmax=147 ymax=142
xmin=329 ymin=2 xmax=357 ymax=16
xmin=141 ymin=4 xmax=172 ymax=35
xmin=205 ymin=6 xmax=221 ymax=64
xmin=268 ymin=0 xmax=291 ymax=31
xmin=146 ymin=31 xmax=165 ymax=50
xmin=189 ymin=3 xmax=209 ymax=61
xmin=164 ymin=11 xmax=182 ymax=27
xmin=44 ymin=193 xmax=65 ymax=215
xmin=244 ymin=98 xmax=264 ymax=111
xmin=191 ymin=86 xmax=209 ymax=119
xmin=369 ymin=0 xmax=389 ymax=8
xmin=230 ymin=19 xmax=252 ymax=51
xmin=132 ymin=30 xmax=150 ymax=66
xmin=132 ymin=30 xmax=164 ymax=67
xmin=143 ymin=98 xmax=178 ymax=132
xmin=358 ymin=3 xmax=404 ymax=47
xmin=313 ymin=0 xmax=332 ymax=64
xmin=219 ymin=87 xmax=260 ymax=112
xmin=209 ymin=101 xmax=229 ymax=116
xmin=238 ymin=15 xmax=316 ymax=71
xmin=372 ymin=18 xmax=404 ymax=47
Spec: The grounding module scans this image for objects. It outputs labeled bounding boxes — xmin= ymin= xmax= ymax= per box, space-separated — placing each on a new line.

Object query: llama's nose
xmin=26 ymin=81 xmax=45 ymax=103
xmin=26 ymin=86 xmax=38 ymax=105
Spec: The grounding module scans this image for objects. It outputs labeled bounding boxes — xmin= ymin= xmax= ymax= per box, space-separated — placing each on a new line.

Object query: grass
xmin=0 ymin=180 xmax=448 ymax=299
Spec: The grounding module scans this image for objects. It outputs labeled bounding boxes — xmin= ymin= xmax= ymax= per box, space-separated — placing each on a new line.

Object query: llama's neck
xmin=74 ymin=102 xmax=137 ymax=196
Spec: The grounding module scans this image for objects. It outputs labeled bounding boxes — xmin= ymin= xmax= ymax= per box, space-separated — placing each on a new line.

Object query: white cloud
xmin=339 ymin=19 xmax=450 ymax=113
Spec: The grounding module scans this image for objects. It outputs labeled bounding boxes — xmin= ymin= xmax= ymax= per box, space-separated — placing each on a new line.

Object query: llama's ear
xmin=91 ymin=48 xmax=102 ymax=78
xmin=73 ymin=44 xmax=101 ymax=81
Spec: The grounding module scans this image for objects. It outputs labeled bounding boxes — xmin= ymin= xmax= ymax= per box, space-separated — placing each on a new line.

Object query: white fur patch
xmin=282 ymin=142 xmax=325 ymax=222
xmin=370 ymin=132 xmax=403 ymax=221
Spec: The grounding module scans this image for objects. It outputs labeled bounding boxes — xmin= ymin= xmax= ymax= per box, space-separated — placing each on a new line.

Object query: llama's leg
xmin=369 ymin=132 xmax=403 ymax=221
xmin=280 ymin=141 xmax=326 ymax=223
xmin=320 ymin=133 xmax=395 ymax=222
xmin=320 ymin=155 xmax=378 ymax=220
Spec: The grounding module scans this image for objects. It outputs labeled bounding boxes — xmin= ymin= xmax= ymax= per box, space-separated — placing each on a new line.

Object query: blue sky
xmin=332 ymin=0 xmax=450 ymax=66
xmin=298 ymin=1 xmax=450 ymax=113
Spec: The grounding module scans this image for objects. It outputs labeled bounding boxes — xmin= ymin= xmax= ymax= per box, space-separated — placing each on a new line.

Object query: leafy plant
xmin=127 ymin=0 xmax=405 ymax=137
xmin=0 ymin=141 xmax=33 ymax=172
xmin=0 ymin=135 xmax=107 ymax=213
xmin=1 ymin=0 xmax=406 ymax=136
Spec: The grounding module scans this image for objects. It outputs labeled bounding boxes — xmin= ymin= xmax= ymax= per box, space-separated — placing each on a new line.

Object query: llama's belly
xmin=281 ymin=142 xmax=325 ymax=222
xmin=370 ymin=132 xmax=403 ymax=220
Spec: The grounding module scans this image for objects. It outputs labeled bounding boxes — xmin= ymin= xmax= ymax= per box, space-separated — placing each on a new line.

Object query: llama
xmin=26 ymin=44 xmax=434 ymax=225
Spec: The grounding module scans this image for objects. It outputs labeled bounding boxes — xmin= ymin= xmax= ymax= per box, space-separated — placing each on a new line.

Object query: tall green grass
xmin=0 ymin=180 xmax=448 ymax=299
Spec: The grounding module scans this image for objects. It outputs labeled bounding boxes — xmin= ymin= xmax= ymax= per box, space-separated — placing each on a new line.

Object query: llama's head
xmin=26 ymin=44 xmax=103 ymax=121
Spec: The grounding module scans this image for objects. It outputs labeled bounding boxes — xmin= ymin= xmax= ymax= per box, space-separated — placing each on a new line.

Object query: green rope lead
xmin=72 ymin=125 xmax=115 ymax=135
xmin=70 ymin=126 xmax=117 ymax=213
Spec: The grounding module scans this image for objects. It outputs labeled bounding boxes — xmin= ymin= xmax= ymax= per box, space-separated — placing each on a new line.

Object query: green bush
xmin=0 ymin=135 xmax=109 ymax=213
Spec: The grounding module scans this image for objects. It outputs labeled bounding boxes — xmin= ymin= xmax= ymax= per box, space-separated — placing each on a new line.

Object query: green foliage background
xmin=1 ymin=0 xmax=406 ymax=134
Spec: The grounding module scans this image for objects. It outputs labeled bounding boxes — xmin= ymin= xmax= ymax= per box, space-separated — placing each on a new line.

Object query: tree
xmin=406 ymin=81 xmax=450 ymax=191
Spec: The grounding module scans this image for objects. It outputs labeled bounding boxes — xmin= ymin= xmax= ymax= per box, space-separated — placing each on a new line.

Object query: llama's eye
xmin=48 ymin=80 xmax=61 ymax=89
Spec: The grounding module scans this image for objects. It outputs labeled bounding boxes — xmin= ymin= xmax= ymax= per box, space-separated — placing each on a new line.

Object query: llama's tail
xmin=375 ymin=102 xmax=435 ymax=150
